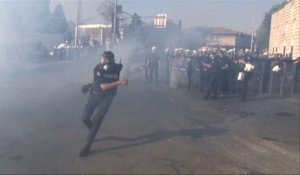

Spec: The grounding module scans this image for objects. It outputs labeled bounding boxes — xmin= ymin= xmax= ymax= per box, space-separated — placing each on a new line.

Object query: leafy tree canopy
xmin=255 ymin=1 xmax=288 ymax=52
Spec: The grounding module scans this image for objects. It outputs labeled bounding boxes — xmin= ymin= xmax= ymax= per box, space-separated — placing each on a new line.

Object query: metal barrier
xmin=268 ymin=61 xmax=296 ymax=96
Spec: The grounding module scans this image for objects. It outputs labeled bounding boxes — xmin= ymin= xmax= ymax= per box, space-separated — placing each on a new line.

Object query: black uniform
xmin=80 ymin=62 xmax=122 ymax=157
xmin=187 ymin=57 xmax=193 ymax=91
xmin=165 ymin=53 xmax=173 ymax=85
xmin=218 ymin=55 xmax=233 ymax=95
xmin=294 ymin=58 xmax=300 ymax=93
xmin=199 ymin=55 xmax=210 ymax=92
xmin=237 ymin=58 xmax=253 ymax=102
xmin=147 ymin=52 xmax=160 ymax=84
xmin=203 ymin=56 xmax=222 ymax=100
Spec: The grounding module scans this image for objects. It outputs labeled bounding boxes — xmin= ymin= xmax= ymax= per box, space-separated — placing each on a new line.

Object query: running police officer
xmin=79 ymin=51 xmax=128 ymax=157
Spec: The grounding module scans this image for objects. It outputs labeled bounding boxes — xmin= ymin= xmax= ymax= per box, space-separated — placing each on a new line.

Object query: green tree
xmin=64 ymin=21 xmax=75 ymax=43
xmin=97 ymin=0 xmax=115 ymax=23
xmin=0 ymin=0 xmax=68 ymax=34
xmin=51 ymin=4 xmax=68 ymax=34
xmin=124 ymin=13 xmax=143 ymax=39
xmin=255 ymin=1 xmax=288 ymax=52
xmin=0 ymin=0 xmax=52 ymax=33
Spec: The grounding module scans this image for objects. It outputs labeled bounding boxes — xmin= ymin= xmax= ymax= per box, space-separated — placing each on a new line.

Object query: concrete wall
xmin=269 ymin=0 xmax=300 ymax=60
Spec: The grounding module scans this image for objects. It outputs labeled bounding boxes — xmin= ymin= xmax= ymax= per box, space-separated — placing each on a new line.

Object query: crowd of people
xmin=76 ymin=45 xmax=300 ymax=157
xmin=143 ymin=46 xmax=300 ymax=102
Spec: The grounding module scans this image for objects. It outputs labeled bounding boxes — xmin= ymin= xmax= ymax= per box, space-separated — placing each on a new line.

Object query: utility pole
xmin=250 ymin=1 xmax=255 ymax=53
xmin=75 ymin=0 xmax=82 ymax=47
xmin=113 ymin=0 xmax=118 ymax=43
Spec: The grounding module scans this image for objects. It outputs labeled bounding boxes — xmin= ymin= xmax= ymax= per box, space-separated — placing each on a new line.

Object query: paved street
xmin=0 ymin=59 xmax=299 ymax=174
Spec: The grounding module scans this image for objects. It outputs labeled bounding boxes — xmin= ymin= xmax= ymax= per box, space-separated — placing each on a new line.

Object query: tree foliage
xmin=64 ymin=21 xmax=75 ymax=43
xmin=255 ymin=1 xmax=288 ymax=52
xmin=123 ymin=13 xmax=143 ymax=39
xmin=97 ymin=0 xmax=115 ymax=23
xmin=51 ymin=4 xmax=68 ymax=34
xmin=0 ymin=0 xmax=68 ymax=34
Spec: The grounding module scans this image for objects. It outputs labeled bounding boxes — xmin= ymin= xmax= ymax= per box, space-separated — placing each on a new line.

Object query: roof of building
xmin=210 ymin=27 xmax=241 ymax=35
xmin=78 ymin=24 xmax=112 ymax=29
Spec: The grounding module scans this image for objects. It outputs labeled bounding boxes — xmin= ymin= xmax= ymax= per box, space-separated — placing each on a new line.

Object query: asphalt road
xmin=0 ymin=58 xmax=299 ymax=174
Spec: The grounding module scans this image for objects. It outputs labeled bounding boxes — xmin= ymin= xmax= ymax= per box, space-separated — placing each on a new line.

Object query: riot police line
xmin=49 ymin=43 xmax=103 ymax=60
xmin=161 ymin=48 xmax=300 ymax=101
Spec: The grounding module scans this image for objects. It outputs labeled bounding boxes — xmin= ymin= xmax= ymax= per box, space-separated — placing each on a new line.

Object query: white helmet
xmin=185 ymin=49 xmax=191 ymax=56
xmin=165 ymin=48 xmax=170 ymax=54
xmin=192 ymin=50 xmax=197 ymax=56
xmin=151 ymin=46 xmax=157 ymax=51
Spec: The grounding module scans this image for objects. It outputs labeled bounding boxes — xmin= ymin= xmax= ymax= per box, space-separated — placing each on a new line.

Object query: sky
xmin=50 ymin=0 xmax=285 ymax=33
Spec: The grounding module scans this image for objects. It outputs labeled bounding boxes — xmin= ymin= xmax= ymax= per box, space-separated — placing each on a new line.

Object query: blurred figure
xmin=202 ymin=54 xmax=222 ymax=100
xmin=293 ymin=57 xmax=300 ymax=93
xmin=236 ymin=56 xmax=255 ymax=102
xmin=79 ymin=51 xmax=128 ymax=157
xmin=199 ymin=51 xmax=210 ymax=93
xmin=218 ymin=53 xmax=230 ymax=97
xmin=164 ymin=48 xmax=174 ymax=85
xmin=186 ymin=50 xmax=193 ymax=91
xmin=144 ymin=48 xmax=150 ymax=80
xmin=146 ymin=46 xmax=160 ymax=84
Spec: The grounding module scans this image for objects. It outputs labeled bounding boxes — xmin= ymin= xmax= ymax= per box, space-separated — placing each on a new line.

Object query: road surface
xmin=0 ymin=58 xmax=299 ymax=174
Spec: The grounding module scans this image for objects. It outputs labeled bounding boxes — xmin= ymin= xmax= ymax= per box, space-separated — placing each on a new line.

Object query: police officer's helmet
xmin=102 ymin=51 xmax=115 ymax=63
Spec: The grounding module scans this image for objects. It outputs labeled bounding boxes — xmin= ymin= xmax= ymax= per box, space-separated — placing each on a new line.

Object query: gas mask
xmin=100 ymin=54 xmax=114 ymax=73
xmin=100 ymin=62 xmax=114 ymax=73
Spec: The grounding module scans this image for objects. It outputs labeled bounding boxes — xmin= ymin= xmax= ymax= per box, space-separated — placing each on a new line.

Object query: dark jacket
xmin=91 ymin=63 xmax=123 ymax=97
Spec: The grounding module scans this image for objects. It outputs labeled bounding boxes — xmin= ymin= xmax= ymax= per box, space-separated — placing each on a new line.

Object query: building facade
xmin=77 ymin=24 xmax=112 ymax=46
xmin=269 ymin=0 xmax=300 ymax=60
xmin=206 ymin=27 xmax=252 ymax=51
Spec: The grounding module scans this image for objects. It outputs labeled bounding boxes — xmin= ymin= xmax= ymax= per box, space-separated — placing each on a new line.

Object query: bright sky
xmin=50 ymin=0 xmax=285 ymax=33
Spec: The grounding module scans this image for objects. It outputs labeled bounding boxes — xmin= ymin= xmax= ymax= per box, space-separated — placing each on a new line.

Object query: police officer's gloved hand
xmin=81 ymin=83 xmax=92 ymax=94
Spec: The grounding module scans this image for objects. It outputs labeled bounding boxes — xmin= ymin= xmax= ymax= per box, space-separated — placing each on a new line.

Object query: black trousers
xmin=149 ymin=65 xmax=159 ymax=84
xmin=187 ymin=72 xmax=192 ymax=91
xmin=239 ymin=72 xmax=252 ymax=102
xmin=204 ymin=74 xmax=220 ymax=99
xmin=200 ymin=72 xmax=209 ymax=92
xmin=81 ymin=95 xmax=113 ymax=149
xmin=166 ymin=60 xmax=170 ymax=85
xmin=145 ymin=66 xmax=149 ymax=80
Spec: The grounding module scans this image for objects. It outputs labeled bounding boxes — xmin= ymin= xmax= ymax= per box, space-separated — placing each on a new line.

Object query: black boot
xmin=202 ymin=95 xmax=209 ymax=100
xmin=83 ymin=119 xmax=92 ymax=130
xmin=203 ymin=92 xmax=209 ymax=100
xmin=79 ymin=146 xmax=90 ymax=158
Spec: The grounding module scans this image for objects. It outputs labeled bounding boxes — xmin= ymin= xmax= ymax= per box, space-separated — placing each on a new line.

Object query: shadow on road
xmin=91 ymin=126 xmax=226 ymax=156
xmin=246 ymin=95 xmax=287 ymax=102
